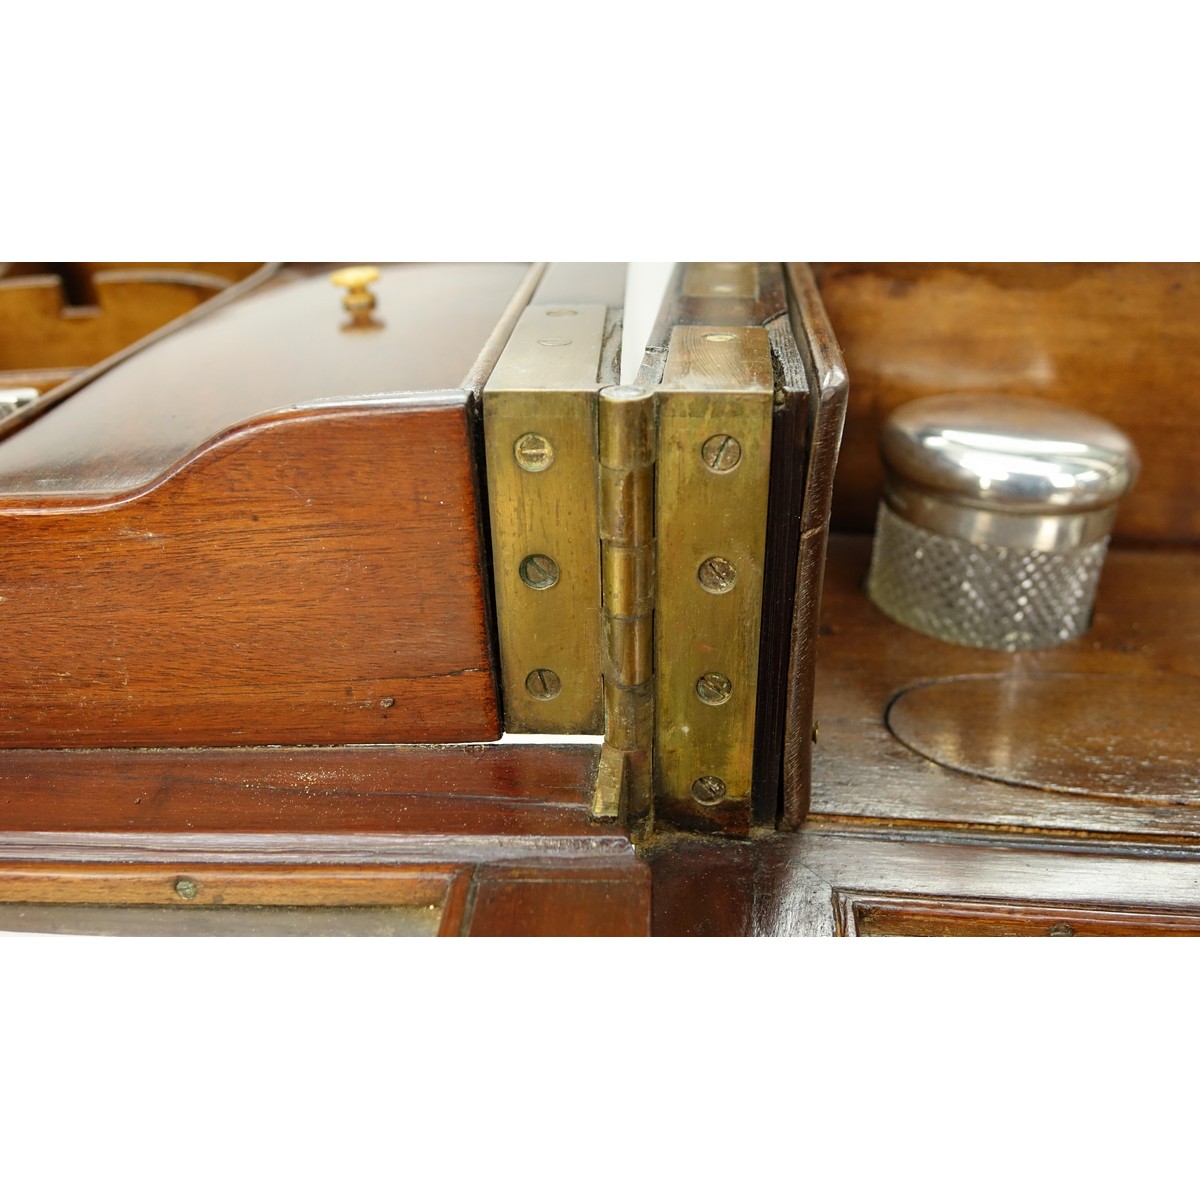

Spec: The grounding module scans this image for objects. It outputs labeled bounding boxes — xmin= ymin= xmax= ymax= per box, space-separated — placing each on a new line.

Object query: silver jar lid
xmin=881 ymin=394 xmax=1139 ymax=551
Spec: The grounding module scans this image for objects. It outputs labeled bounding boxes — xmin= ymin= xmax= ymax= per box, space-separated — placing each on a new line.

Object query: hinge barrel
xmin=596 ymin=385 xmax=657 ymax=822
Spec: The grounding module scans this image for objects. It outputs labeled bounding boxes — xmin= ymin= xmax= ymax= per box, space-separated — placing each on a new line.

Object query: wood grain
xmin=0 ymin=263 xmax=531 ymax=496
xmin=650 ymin=827 xmax=1200 ymax=936
xmin=0 ymin=744 xmax=601 ymax=835
xmin=886 ymin=673 xmax=1200 ymax=800
xmin=466 ymin=861 xmax=651 ymax=936
xmin=0 ymin=397 xmax=501 ymax=747
xmin=0 ymin=743 xmax=653 ymax=936
xmin=810 ymin=534 xmax=1200 ymax=841
xmin=0 ymin=266 xmax=251 ymax=371
xmin=780 ymin=263 xmax=848 ymax=828
xmin=817 ymin=262 xmax=1200 ymax=544
xmin=842 ymin=895 xmax=1200 ymax=937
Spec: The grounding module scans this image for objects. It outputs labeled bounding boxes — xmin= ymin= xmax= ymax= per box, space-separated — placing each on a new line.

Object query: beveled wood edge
xmin=0 ymin=262 xmax=282 ymax=441
xmin=0 ymin=860 xmax=457 ymax=906
xmin=781 ymin=263 xmax=849 ymax=829
xmin=461 ymin=263 xmax=547 ymax=398
xmin=0 ymin=389 xmax=471 ymax=513
xmin=0 ymin=831 xmax=641 ymax=865
xmin=798 ymin=826 xmax=1200 ymax=908
xmin=833 ymin=889 xmax=1200 ymax=936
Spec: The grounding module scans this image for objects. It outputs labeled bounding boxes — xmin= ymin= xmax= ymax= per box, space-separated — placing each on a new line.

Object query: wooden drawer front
xmin=840 ymin=894 xmax=1200 ymax=937
xmin=0 ymin=863 xmax=468 ymax=937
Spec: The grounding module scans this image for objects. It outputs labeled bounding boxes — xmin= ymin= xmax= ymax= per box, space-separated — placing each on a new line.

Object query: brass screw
xmin=697 ymin=556 xmax=737 ymax=594
xmin=514 ymin=432 xmax=555 ymax=473
xmin=330 ymin=265 xmax=380 ymax=318
xmin=1048 ymin=922 xmax=1076 ymax=937
xmin=519 ymin=554 xmax=560 ymax=590
xmin=691 ymin=776 xmax=727 ymax=805
xmin=701 ymin=434 xmax=742 ymax=474
xmin=696 ymin=672 xmax=733 ymax=705
xmin=526 ymin=669 xmax=561 ymax=700
xmin=175 ymin=878 xmax=199 ymax=901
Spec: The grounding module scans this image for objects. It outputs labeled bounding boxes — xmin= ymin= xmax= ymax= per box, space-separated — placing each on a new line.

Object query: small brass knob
xmin=330 ymin=265 xmax=380 ymax=320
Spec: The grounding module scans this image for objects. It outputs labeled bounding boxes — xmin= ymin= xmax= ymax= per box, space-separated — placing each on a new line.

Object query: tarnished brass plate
xmin=682 ymin=263 xmax=760 ymax=300
xmin=483 ymin=304 xmax=607 ymax=734
xmin=655 ymin=326 xmax=774 ymax=830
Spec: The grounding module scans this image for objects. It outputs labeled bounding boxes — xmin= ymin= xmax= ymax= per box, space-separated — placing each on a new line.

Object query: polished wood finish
xmin=842 ymin=896 xmax=1200 ymax=937
xmin=0 ymin=263 xmax=263 ymax=373
xmin=780 ymin=263 xmax=848 ymax=827
xmin=648 ymin=526 xmax=1200 ymax=935
xmin=0 ymin=397 xmax=500 ymax=747
xmin=887 ymin=673 xmax=1200 ymax=801
xmin=818 ymin=262 xmax=1200 ymax=544
xmin=810 ymin=534 xmax=1200 ymax=841
xmin=0 ymin=744 xmax=603 ymax=835
xmin=465 ymin=862 xmax=651 ymax=936
xmin=649 ymin=829 xmax=1200 ymax=936
xmin=0 ymin=263 xmax=533 ymax=496
xmin=6 ymin=261 xmax=1199 ymax=936
xmin=0 ymin=744 xmax=651 ymax=936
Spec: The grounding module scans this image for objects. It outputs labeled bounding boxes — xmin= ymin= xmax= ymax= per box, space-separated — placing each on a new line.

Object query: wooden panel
xmin=0 ymin=745 xmax=601 ymax=835
xmin=0 ymin=860 xmax=452 ymax=905
xmin=466 ymin=861 xmax=651 ymax=936
xmin=0 ymin=262 xmax=533 ymax=496
xmin=843 ymin=895 xmax=1200 ymax=937
xmin=809 ymin=535 xmax=1200 ymax=841
xmin=0 ymin=743 xmax=654 ymax=937
xmin=0 ymin=859 xmax=457 ymax=936
xmin=0 ymin=269 xmax=233 ymax=371
xmin=0 ymin=398 xmax=500 ymax=747
xmin=649 ymin=828 xmax=1200 ymax=937
xmin=0 ymin=856 xmax=656 ymax=937
xmin=818 ymin=262 xmax=1200 ymax=544
xmin=887 ymin=674 xmax=1200 ymax=800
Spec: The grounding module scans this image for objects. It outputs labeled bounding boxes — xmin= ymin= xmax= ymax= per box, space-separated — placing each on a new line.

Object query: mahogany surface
xmin=818 ymin=263 xmax=1200 ymax=545
xmin=0 ymin=398 xmax=501 ymax=747
xmin=0 ymin=744 xmax=651 ymax=936
xmin=809 ymin=534 xmax=1200 ymax=841
xmin=648 ymin=829 xmax=1200 ymax=936
xmin=0 ymin=263 xmax=263 ymax=373
xmin=6 ymin=261 xmax=1198 ymax=936
xmin=0 ymin=743 xmax=601 ymax=835
xmin=0 ymin=262 xmax=533 ymax=496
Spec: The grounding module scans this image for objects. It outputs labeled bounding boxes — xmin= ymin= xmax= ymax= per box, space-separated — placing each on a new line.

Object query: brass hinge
xmin=484 ymin=272 xmax=778 ymax=837
xmin=653 ymin=326 xmax=774 ymax=836
xmin=483 ymin=304 xmax=608 ymax=735
xmin=596 ymin=384 xmax=656 ymax=822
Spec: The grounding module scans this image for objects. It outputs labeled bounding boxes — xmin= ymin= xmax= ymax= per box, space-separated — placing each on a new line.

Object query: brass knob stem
xmin=330 ymin=266 xmax=381 ymax=326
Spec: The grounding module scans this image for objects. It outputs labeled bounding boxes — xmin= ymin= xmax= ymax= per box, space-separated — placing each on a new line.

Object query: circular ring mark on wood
xmin=885 ymin=672 xmax=1200 ymax=801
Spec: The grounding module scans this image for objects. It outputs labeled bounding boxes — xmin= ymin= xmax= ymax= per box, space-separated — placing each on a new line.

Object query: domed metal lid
xmin=881 ymin=395 xmax=1139 ymax=515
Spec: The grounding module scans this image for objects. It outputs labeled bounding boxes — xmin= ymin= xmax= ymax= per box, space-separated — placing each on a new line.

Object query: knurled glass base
xmin=866 ymin=503 xmax=1109 ymax=651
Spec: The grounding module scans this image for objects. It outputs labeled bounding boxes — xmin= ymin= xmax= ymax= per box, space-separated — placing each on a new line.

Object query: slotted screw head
xmin=691 ymin=776 xmax=727 ymax=805
xmin=696 ymin=672 xmax=733 ymax=705
xmin=514 ymin=433 xmax=555 ymax=473
xmin=701 ymin=434 xmax=742 ymax=473
xmin=697 ymin=556 xmax=737 ymax=594
xmin=519 ymin=554 xmax=560 ymax=590
xmin=175 ymin=878 xmax=199 ymax=900
xmin=525 ymin=669 xmax=562 ymax=700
